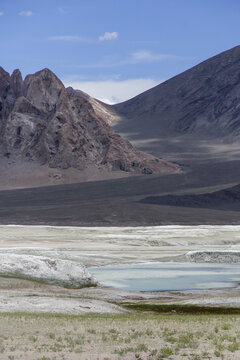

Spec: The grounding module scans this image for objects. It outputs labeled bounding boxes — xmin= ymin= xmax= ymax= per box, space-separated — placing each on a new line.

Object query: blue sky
xmin=0 ymin=0 xmax=240 ymax=103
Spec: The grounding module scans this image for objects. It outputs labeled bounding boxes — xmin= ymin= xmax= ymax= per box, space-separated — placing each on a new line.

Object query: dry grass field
xmin=0 ymin=312 xmax=239 ymax=360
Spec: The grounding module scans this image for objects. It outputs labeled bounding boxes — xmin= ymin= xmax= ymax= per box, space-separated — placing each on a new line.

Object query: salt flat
xmin=0 ymin=225 xmax=240 ymax=266
xmin=0 ymin=225 xmax=239 ymax=313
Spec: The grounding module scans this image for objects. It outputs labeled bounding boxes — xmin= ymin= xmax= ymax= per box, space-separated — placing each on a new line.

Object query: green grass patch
xmin=121 ymin=303 xmax=240 ymax=315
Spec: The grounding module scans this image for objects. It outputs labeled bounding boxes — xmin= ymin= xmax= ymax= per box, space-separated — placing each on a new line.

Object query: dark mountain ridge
xmin=141 ymin=184 xmax=240 ymax=212
xmin=113 ymin=46 xmax=240 ymax=140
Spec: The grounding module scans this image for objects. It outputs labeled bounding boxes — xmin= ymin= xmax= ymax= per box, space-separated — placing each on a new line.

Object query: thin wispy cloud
xmin=58 ymin=7 xmax=65 ymax=14
xmin=19 ymin=11 xmax=33 ymax=17
xmin=99 ymin=32 xmax=118 ymax=41
xmin=131 ymin=50 xmax=190 ymax=62
xmin=70 ymin=50 xmax=192 ymax=70
xmin=49 ymin=35 xmax=90 ymax=42
xmin=133 ymin=40 xmax=162 ymax=44
xmin=0 ymin=12 xmax=4 ymax=16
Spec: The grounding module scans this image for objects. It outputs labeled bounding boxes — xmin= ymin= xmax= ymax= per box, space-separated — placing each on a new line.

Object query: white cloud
xmin=63 ymin=78 xmax=162 ymax=104
xmin=49 ymin=35 xmax=89 ymax=42
xmin=58 ymin=7 xmax=65 ymax=13
xmin=99 ymin=32 xmax=118 ymax=41
xmin=0 ymin=12 xmax=4 ymax=16
xmin=19 ymin=10 xmax=33 ymax=17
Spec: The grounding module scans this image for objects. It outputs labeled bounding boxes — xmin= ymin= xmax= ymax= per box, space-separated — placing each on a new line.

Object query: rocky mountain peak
xmin=0 ymin=68 xmax=17 ymax=128
xmin=22 ymin=68 xmax=65 ymax=111
xmin=0 ymin=66 xmax=10 ymax=78
xmin=11 ymin=69 xmax=23 ymax=98
xmin=0 ymin=66 xmax=180 ymax=187
xmin=0 ymin=67 xmax=10 ymax=97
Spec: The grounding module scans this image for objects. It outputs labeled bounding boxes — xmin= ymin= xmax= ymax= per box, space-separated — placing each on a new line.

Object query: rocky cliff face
xmin=0 ymin=67 xmax=180 ymax=182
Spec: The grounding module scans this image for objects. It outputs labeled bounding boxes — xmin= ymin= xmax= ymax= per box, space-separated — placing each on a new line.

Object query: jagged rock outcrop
xmin=0 ymin=67 xmax=180 ymax=177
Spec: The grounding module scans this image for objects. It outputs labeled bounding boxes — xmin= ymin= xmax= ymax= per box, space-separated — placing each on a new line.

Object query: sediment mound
xmin=0 ymin=253 xmax=96 ymax=287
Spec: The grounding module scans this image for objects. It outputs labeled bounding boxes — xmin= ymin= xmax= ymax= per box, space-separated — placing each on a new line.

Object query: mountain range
xmin=1 ymin=46 xmax=240 ymax=225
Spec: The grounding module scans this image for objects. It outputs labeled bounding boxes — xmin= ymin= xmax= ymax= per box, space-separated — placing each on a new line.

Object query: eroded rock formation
xmin=0 ymin=67 xmax=180 ymax=178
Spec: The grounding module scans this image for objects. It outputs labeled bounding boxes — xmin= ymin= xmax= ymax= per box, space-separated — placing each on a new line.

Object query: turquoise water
xmin=89 ymin=262 xmax=240 ymax=291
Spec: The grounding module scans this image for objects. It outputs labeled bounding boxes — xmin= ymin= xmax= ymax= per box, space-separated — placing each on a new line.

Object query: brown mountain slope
xmin=113 ymin=46 xmax=240 ymax=140
xmin=0 ymin=67 xmax=180 ymax=189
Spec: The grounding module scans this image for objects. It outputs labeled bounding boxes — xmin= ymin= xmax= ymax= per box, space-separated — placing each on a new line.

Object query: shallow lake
xmin=89 ymin=262 xmax=240 ymax=291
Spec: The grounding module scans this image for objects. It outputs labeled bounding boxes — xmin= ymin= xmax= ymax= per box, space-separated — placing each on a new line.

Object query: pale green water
xmin=89 ymin=262 xmax=240 ymax=291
